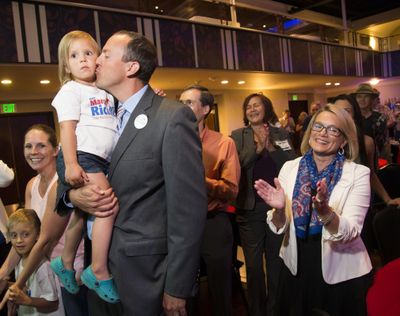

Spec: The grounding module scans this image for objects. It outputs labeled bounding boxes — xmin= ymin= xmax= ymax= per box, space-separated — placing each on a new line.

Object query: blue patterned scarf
xmin=292 ymin=149 xmax=345 ymax=239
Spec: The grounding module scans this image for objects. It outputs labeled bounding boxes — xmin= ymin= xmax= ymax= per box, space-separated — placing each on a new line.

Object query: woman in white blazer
xmin=254 ymin=104 xmax=372 ymax=316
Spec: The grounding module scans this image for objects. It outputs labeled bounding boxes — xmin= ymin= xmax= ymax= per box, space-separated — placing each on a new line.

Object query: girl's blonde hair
xmin=7 ymin=208 xmax=41 ymax=235
xmin=58 ymin=30 xmax=100 ymax=85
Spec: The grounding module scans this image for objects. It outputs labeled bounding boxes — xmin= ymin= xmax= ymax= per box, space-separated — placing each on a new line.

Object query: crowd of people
xmin=0 ymin=29 xmax=399 ymax=316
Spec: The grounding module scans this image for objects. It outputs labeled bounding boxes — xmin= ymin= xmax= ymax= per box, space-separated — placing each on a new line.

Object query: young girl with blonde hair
xmin=50 ymin=30 xmax=119 ymax=303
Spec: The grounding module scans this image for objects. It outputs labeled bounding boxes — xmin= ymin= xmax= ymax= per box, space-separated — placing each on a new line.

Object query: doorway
xmin=288 ymin=100 xmax=308 ymax=123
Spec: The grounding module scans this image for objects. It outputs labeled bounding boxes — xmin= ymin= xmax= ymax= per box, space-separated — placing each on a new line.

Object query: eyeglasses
xmin=311 ymin=122 xmax=342 ymax=137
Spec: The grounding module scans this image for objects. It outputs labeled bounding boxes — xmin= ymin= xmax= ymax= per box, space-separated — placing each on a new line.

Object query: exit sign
xmin=2 ymin=103 xmax=15 ymax=113
xmin=292 ymin=95 xmax=298 ymax=101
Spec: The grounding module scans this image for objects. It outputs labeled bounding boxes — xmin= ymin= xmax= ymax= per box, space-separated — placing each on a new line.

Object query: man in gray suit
xmin=69 ymin=30 xmax=207 ymax=316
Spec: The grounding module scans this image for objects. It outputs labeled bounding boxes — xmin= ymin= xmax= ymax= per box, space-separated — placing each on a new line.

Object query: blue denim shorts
xmin=55 ymin=150 xmax=109 ymax=216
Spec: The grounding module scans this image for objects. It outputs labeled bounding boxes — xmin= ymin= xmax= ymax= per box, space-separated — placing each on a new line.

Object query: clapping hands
xmin=254 ymin=178 xmax=285 ymax=210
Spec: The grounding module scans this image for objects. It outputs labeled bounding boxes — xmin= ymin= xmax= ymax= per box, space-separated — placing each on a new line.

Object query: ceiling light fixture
xmin=325 ymin=82 xmax=331 ymax=86
xmin=40 ymin=80 xmax=50 ymax=84
xmin=369 ymin=37 xmax=377 ymax=50
xmin=1 ymin=79 xmax=12 ymax=85
xmin=221 ymin=80 xmax=229 ymax=84
xmin=155 ymin=6 xmax=159 ymax=9
xmin=334 ymin=82 xmax=340 ymax=86
xmin=238 ymin=80 xmax=245 ymax=85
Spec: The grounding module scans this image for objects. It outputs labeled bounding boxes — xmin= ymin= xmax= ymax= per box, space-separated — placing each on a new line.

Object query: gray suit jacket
xmin=108 ymin=88 xmax=207 ymax=314
xmin=231 ymin=125 xmax=297 ymax=211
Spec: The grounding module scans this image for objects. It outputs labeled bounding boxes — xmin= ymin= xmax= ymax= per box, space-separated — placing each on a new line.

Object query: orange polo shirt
xmin=200 ymin=126 xmax=240 ymax=212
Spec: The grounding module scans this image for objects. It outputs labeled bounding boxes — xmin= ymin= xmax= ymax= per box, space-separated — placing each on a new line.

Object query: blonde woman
xmin=255 ymin=105 xmax=372 ymax=316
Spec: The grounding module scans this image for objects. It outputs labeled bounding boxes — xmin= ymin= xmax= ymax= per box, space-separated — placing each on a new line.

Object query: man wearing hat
xmin=353 ymin=83 xmax=387 ymax=157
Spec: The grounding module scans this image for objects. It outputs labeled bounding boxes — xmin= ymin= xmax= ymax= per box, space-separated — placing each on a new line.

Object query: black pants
xmin=87 ymin=289 xmax=123 ymax=316
xmin=237 ymin=203 xmax=283 ymax=316
xmin=200 ymin=211 xmax=234 ymax=316
xmin=84 ymin=238 xmax=123 ymax=316
xmin=276 ymin=234 xmax=372 ymax=316
xmin=62 ymin=286 xmax=89 ymax=316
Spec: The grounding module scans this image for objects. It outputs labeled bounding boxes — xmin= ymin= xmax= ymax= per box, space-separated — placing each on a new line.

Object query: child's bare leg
xmin=86 ymin=172 xmax=119 ymax=280
xmin=61 ymin=211 xmax=84 ymax=271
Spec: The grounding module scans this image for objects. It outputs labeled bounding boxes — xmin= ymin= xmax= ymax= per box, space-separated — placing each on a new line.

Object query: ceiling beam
xmin=287 ymin=0 xmax=335 ymax=15
xmin=350 ymin=7 xmax=400 ymax=31
xmin=203 ymin=0 xmax=344 ymax=29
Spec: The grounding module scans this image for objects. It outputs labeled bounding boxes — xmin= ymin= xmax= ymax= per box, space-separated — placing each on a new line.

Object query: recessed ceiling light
xmin=40 ymin=80 xmax=50 ymax=84
xmin=155 ymin=6 xmax=159 ymax=9
xmin=238 ymin=80 xmax=245 ymax=85
xmin=334 ymin=82 xmax=340 ymax=86
xmin=221 ymin=80 xmax=229 ymax=84
xmin=325 ymin=82 xmax=332 ymax=86
xmin=1 ymin=79 xmax=12 ymax=85
xmin=262 ymin=25 xmax=266 ymax=28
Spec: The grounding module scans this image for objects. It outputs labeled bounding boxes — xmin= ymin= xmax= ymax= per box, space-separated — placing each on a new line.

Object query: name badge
xmin=134 ymin=114 xmax=148 ymax=129
xmin=275 ymin=140 xmax=292 ymax=151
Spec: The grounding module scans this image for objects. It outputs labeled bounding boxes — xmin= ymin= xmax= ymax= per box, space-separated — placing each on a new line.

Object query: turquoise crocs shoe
xmin=81 ymin=266 xmax=120 ymax=303
xmin=50 ymin=256 xmax=79 ymax=294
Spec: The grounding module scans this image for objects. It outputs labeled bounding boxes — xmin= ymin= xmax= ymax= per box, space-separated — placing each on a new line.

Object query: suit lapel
xmin=243 ymin=127 xmax=255 ymax=151
xmin=108 ymin=88 xmax=156 ymax=180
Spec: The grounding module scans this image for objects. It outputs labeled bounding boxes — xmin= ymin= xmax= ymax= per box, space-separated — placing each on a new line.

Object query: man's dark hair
xmin=115 ymin=30 xmax=157 ymax=84
xmin=182 ymin=84 xmax=214 ymax=119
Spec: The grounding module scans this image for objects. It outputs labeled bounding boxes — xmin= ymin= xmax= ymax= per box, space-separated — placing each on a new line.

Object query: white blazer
xmin=267 ymin=157 xmax=372 ymax=284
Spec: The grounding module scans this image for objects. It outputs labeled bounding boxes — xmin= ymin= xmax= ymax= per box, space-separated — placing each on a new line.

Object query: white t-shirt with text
xmin=52 ymin=80 xmax=118 ymax=161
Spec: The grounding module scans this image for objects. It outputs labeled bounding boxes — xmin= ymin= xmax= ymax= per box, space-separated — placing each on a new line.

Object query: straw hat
xmin=352 ymin=83 xmax=379 ymax=97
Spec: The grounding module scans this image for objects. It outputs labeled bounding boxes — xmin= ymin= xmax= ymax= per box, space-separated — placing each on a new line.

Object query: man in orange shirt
xmin=180 ymin=85 xmax=240 ymax=316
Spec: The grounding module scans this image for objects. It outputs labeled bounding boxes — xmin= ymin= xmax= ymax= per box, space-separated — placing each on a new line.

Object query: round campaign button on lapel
xmin=134 ymin=114 xmax=148 ymax=129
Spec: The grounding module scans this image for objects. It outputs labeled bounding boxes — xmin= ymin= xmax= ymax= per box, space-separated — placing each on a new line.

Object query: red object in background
xmin=367 ymin=259 xmax=400 ymax=316
xmin=378 ymin=158 xmax=388 ymax=169
xmin=227 ymin=205 xmax=236 ymax=213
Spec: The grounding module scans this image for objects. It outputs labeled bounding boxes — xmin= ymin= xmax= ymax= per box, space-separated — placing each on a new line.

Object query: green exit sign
xmin=292 ymin=95 xmax=298 ymax=101
xmin=2 ymin=103 xmax=15 ymax=113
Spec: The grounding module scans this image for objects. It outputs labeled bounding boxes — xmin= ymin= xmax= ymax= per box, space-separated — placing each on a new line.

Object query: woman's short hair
xmin=300 ymin=104 xmax=359 ymax=161
xmin=7 ymin=208 xmax=41 ymax=235
xmin=25 ymin=124 xmax=58 ymax=149
xmin=242 ymin=93 xmax=278 ymax=126
xmin=58 ymin=30 xmax=100 ymax=85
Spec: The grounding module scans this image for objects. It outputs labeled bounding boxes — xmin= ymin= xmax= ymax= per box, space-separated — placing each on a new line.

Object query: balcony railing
xmin=1 ymin=0 xmax=399 ymax=77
